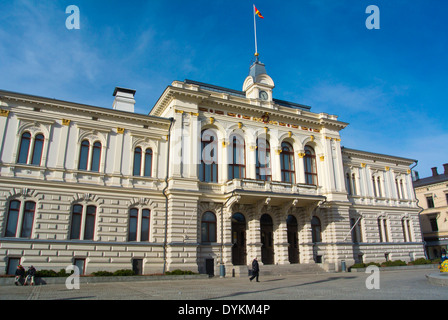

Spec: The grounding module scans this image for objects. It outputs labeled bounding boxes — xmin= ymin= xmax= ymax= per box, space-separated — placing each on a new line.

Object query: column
xmin=275 ymin=212 xmax=290 ymax=265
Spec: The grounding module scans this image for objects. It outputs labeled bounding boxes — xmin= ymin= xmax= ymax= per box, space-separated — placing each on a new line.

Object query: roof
xmin=341 ymin=147 xmax=417 ymax=165
xmin=413 ymin=173 xmax=448 ymax=188
xmin=184 ymin=79 xmax=311 ymax=111
xmin=0 ymin=88 xmax=171 ymax=124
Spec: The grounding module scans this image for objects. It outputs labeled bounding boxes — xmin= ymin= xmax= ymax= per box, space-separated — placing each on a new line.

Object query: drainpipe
xmin=410 ymin=160 xmax=428 ymax=260
xmin=162 ymin=117 xmax=174 ymax=274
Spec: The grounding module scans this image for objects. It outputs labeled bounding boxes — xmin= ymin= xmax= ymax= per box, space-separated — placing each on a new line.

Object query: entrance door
xmin=232 ymin=213 xmax=246 ymax=266
xmin=205 ymin=259 xmax=214 ymax=277
xmin=287 ymin=215 xmax=299 ymax=264
xmin=261 ymin=214 xmax=274 ymax=265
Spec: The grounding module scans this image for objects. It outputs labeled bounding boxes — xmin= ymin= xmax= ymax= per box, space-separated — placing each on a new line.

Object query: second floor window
xmin=256 ymin=138 xmax=271 ymax=181
xmin=200 ymin=130 xmax=218 ymax=182
xmin=304 ymin=146 xmax=318 ymax=186
xmin=17 ymin=132 xmax=45 ymax=166
xmin=78 ymin=140 xmax=102 ymax=172
xmin=133 ymin=147 xmax=153 ymax=177
xmin=228 ymin=135 xmax=245 ymax=180
xmin=280 ymin=142 xmax=295 ymax=183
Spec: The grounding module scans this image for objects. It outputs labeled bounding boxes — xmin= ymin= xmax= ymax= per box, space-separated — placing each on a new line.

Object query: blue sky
xmin=0 ymin=0 xmax=447 ymax=177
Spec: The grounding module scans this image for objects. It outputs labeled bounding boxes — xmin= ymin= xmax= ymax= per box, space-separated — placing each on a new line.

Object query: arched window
xmin=378 ymin=217 xmax=388 ymax=242
xmin=402 ymin=218 xmax=412 ymax=242
xmin=377 ymin=177 xmax=382 ymax=197
xmin=201 ymin=211 xmax=217 ymax=243
xmin=5 ymin=200 xmax=21 ymax=237
xmin=144 ymin=149 xmax=153 ymax=177
xmin=5 ymin=200 xmax=36 ymax=238
xmin=91 ymin=142 xmax=102 ymax=172
xmin=78 ymin=140 xmax=90 ymax=170
xmin=228 ymin=134 xmax=245 ymax=180
xmin=281 ymin=142 xmax=295 ymax=183
xmin=346 ymin=173 xmax=352 ymax=195
xmin=311 ymin=216 xmax=322 ymax=243
xmin=17 ymin=132 xmax=31 ymax=164
xmin=70 ymin=204 xmax=83 ymax=240
xmin=20 ymin=202 xmax=36 ymax=238
xmin=256 ymin=138 xmax=271 ymax=181
xmin=133 ymin=147 xmax=153 ymax=177
xmin=351 ymin=173 xmax=357 ymax=195
xmin=84 ymin=205 xmax=96 ymax=240
xmin=304 ymin=146 xmax=318 ymax=186
xmin=200 ymin=130 xmax=218 ymax=182
xmin=133 ymin=147 xmax=142 ymax=176
xmin=31 ymin=134 xmax=44 ymax=166
xmin=128 ymin=208 xmax=138 ymax=241
xmin=128 ymin=208 xmax=151 ymax=242
xmin=141 ymin=209 xmax=151 ymax=241
xmin=70 ymin=204 xmax=96 ymax=240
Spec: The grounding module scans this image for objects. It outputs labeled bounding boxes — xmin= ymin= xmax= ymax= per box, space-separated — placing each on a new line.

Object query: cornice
xmin=342 ymin=147 xmax=416 ymax=166
xmin=151 ymin=84 xmax=348 ymax=131
xmin=0 ymin=89 xmax=172 ymax=129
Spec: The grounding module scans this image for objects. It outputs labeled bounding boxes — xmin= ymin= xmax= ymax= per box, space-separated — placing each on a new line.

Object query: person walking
xmin=24 ymin=265 xmax=37 ymax=286
xmin=249 ymin=257 xmax=260 ymax=282
xmin=14 ymin=265 xmax=25 ymax=286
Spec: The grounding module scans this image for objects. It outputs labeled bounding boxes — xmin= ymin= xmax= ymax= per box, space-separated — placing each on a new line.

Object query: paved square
xmin=0 ymin=269 xmax=446 ymax=301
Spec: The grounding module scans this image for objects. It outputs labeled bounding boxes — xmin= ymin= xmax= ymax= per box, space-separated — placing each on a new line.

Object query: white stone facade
xmin=0 ymin=63 xmax=425 ymax=276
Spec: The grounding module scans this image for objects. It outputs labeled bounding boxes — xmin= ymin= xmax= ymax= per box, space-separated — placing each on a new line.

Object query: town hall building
xmin=0 ymin=58 xmax=425 ymax=276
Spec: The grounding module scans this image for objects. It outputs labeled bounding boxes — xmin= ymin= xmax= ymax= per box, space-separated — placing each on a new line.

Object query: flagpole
xmin=253 ymin=5 xmax=259 ymax=61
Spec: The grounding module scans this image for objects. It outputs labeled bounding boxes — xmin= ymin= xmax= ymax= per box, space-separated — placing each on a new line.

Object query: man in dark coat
xmin=24 ymin=265 xmax=37 ymax=286
xmin=250 ymin=257 xmax=260 ymax=282
xmin=14 ymin=265 xmax=25 ymax=286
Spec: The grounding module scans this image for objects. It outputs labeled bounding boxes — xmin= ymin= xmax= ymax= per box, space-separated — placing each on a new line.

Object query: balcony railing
xmin=199 ymin=179 xmax=319 ymax=196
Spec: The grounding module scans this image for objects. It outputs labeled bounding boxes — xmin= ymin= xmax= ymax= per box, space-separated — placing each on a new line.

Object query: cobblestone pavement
xmin=0 ymin=269 xmax=446 ymax=301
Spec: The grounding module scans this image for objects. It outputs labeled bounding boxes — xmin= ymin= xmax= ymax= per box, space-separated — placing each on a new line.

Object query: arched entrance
xmin=231 ymin=213 xmax=246 ymax=266
xmin=287 ymin=215 xmax=299 ymax=264
xmin=260 ymin=214 xmax=274 ymax=265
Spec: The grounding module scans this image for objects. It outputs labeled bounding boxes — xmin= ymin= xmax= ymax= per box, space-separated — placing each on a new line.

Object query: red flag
xmin=254 ymin=5 xmax=264 ymax=19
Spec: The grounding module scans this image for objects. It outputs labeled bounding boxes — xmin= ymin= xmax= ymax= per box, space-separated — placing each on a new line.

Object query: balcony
xmin=199 ymin=179 xmax=323 ymax=205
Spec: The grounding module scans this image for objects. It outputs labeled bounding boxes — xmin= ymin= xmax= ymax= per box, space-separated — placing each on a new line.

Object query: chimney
xmin=112 ymin=87 xmax=136 ymax=113
xmin=443 ymin=163 xmax=448 ymax=175
xmin=431 ymin=167 xmax=438 ymax=177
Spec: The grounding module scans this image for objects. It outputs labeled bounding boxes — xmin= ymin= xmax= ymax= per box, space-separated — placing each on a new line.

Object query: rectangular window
xmin=7 ymin=258 xmax=21 ymax=275
xmin=70 ymin=205 xmax=83 ymax=240
xmin=5 ymin=201 xmax=20 ymax=237
xmin=430 ymin=218 xmax=439 ymax=232
xmin=128 ymin=208 xmax=138 ymax=241
xmin=141 ymin=209 xmax=150 ymax=241
xmin=74 ymin=259 xmax=86 ymax=275
xmin=31 ymin=134 xmax=44 ymax=166
xmin=20 ymin=201 xmax=36 ymax=238
xmin=426 ymin=196 xmax=435 ymax=208
xmin=84 ymin=205 xmax=96 ymax=240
